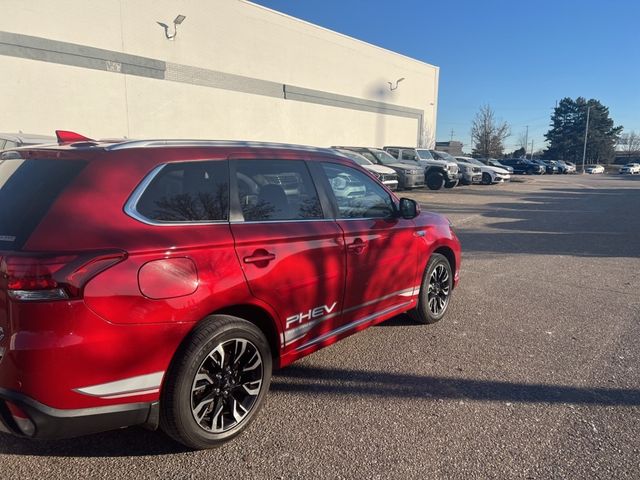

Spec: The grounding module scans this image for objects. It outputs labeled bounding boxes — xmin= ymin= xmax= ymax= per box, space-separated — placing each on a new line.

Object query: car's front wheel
xmin=160 ymin=315 xmax=272 ymax=449
xmin=426 ymin=172 xmax=444 ymax=190
xmin=481 ymin=172 xmax=492 ymax=185
xmin=444 ymin=180 xmax=458 ymax=188
xmin=409 ymin=253 xmax=453 ymax=324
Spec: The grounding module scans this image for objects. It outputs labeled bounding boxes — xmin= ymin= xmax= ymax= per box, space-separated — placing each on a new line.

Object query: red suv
xmin=0 ymin=132 xmax=460 ymax=449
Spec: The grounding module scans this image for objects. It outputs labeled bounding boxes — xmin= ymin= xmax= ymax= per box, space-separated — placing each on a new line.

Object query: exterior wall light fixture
xmin=388 ymin=77 xmax=405 ymax=91
xmin=157 ymin=15 xmax=186 ymax=40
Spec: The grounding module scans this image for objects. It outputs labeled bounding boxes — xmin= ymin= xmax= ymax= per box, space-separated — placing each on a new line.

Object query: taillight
xmin=0 ymin=251 xmax=126 ymax=301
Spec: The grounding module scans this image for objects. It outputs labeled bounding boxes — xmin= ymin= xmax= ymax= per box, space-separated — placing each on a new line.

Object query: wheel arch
xmin=211 ymin=304 xmax=282 ymax=368
xmin=433 ymin=245 xmax=457 ymax=283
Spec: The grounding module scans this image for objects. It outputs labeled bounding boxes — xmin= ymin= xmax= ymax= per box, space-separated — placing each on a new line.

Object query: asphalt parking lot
xmin=1 ymin=173 xmax=639 ymax=479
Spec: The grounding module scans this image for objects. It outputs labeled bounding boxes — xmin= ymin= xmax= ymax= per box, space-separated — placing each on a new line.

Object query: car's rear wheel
xmin=481 ymin=172 xmax=492 ymax=185
xmin=409 ymin=253 xmax=453 ymax=324
xmin=426 ymin=172 xmax=444 ymax=190
xmin=160 ymin=315 xmax=272 ymax=449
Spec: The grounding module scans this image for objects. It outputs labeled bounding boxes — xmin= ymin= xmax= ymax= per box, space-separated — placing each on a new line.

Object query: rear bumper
xmin=0 ymin=388 xmax=157 ymax=439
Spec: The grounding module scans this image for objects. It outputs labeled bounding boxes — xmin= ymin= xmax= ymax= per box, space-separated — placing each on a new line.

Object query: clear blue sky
xmin=252 ymin=0 xmax=639 ymax=152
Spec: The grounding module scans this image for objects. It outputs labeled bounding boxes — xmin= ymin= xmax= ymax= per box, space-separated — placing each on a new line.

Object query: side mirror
xmin=398 ymin=198 xmax=420 ymax=219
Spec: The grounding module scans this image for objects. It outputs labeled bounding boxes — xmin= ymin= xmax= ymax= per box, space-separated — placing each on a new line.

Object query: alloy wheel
xmin=427 ymin=264 xmax=450 ymax=315
xmin=190 ymin=338 xmax=263 ymax=433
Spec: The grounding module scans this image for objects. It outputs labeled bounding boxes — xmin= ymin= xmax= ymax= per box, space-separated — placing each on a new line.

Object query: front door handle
xmin=347 ymin=238 xmax=367 ymax=254
xmin=243 ymin=249 xmax=276 ymax=266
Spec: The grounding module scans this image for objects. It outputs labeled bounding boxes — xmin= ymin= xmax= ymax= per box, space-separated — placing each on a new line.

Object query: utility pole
xmin=450 ymin=129 xmax=455 ymax=141
xmin=581 ymin=105 xmax=592 ymax=174
xmin=530 ymin=140 xmax=534 ymax=160
xmin=524 ymin=125 xmax=529 ymax=158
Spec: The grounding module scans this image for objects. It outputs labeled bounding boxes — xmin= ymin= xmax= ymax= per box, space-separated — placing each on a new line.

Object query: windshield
xmin=431 ymin=151 xmax=457 ymax=162
xmin=416 ymin=149 xmax=434 ymax=160
xmin=359 ymin=151 xmax=378 ymax=164
xmin=338 ymin=150 xmax=372 ymax=166
xmin=370 ymin=149 xmax=398 ymax=166
xmin=0 ymin=158 xmax=86 ymax=250
xmin=461 ymin=157 xmax=483 ymax=166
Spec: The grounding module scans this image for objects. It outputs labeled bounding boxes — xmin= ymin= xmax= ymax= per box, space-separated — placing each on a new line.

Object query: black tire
xmin=426 ymin=171 xmax=444 ymax=190
xmin=444 ymin=180 xmax=458 ymax=188
xmin=481 ymin=172 xmax=492 ymax=185
xmin=160 ymin=315 xmax=272 ymax=449
xmin=409 ymin=253 xmax=453 ymax=324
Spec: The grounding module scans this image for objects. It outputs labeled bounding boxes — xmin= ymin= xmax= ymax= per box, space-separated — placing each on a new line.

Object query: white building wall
xmin=0 ymin=0 xmax=438 ymax=147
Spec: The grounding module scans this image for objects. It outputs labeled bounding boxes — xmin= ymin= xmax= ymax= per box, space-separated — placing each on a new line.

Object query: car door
xmin=319 ymin=160 xmax=419 ymax=329
xmin=512 ymin=160 xmax=524 ymax=174
xmin=229 ymin=153 xmax=346 ymax=351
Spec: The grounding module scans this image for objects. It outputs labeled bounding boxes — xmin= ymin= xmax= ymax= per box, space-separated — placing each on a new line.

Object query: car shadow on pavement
xmin=2 ymin=362 xmax=637 ymax=458
xmin=373 ymin=313 xmax=416 ymax=326
xmin=271 ymin=365 xmax=640 ymax=407
xmin=0 ymin=427 xmax=189 ymax=457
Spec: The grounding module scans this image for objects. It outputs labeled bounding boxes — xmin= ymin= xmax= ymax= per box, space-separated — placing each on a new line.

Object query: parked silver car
xmin=456 ymin=156 xmax=510 ymax=184
xmin=0 ymin=133 xmax=55 ymax=150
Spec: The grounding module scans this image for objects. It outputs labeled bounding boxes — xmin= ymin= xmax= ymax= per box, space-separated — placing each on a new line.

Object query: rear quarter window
xmin=133 ymin=161 xmax=229 ymax=223
xmin=0 ymin=159 xmax=86 ymax=249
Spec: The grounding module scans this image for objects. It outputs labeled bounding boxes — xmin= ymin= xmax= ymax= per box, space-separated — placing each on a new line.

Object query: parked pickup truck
xmin=384 ymin=147 xmax=459 ymax=190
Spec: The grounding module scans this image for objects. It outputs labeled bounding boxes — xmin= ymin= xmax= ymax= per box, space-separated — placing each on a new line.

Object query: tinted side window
xmin=322 ymin=162 xmax=395 ymax=219
xmin=401 ymin=150 xmax=418 ymax=161
xmin=386 ymin=148 xmax=399 ymax=158
xmin=234 ymin=160 xmax=323 ymax=221
xmin=136 ymin=161 xmax=229 ymax=222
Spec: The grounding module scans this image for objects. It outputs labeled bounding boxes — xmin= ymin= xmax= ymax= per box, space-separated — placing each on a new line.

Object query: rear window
xmin=0 ymin=159 xmax=86 ymax=249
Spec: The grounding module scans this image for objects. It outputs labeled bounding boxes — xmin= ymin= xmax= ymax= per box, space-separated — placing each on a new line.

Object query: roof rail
xmin=105 ymin=139 xmax=338 ymax=154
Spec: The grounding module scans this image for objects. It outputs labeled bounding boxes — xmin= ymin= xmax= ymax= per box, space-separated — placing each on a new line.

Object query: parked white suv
xmin=456 ymin=156 xmax=511 ymax=184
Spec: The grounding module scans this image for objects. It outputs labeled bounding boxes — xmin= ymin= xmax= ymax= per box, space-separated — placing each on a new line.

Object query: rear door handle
xmin=347 ymin=238 xmax=367 ymax=254
xmin=243 ymin=249 xmax=276 ymax=265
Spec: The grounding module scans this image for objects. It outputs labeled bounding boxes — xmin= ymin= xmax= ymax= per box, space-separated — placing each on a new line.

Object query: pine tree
xmin=544 ymin=97 xmax=622 ymax=164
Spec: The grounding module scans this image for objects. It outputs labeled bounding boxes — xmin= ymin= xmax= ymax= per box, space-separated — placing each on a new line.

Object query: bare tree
xmin=618 ymin=130 xmax=640 ymax=154
xmin=517 ymin=130 xmax=529 ymax=151
xmin=471 ymin=105 xmax=510 ymax=158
